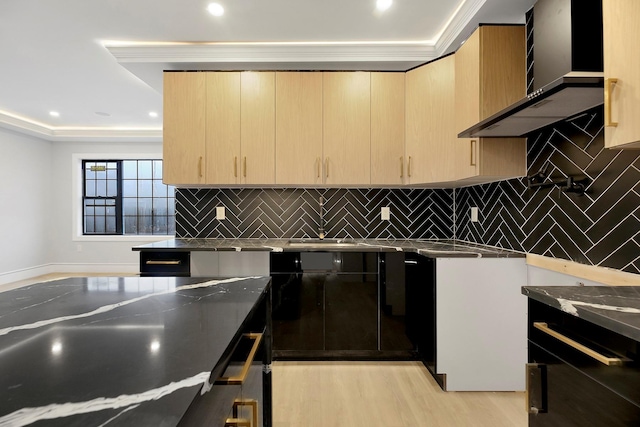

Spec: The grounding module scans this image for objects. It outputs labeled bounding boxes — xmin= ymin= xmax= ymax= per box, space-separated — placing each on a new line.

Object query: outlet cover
xmin=216 ymin=206 xmax=226 ymax=220
xmin=470 ymin=207 xmax=479 ymax=222
xmin=381 ymin=207 xmax=391 ymax=221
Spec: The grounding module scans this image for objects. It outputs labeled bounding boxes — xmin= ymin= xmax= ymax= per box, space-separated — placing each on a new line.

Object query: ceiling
xmin=0 ymin=0 xmax=535 ymax=142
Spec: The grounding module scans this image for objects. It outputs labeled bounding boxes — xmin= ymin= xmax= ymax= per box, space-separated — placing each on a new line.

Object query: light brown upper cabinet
xmin=163 ymin=72 xmax=206 ymax=185
xmin=455 ymin=25 xmax=527 ymax=183
xmin=205 ymin=72 xmax=241 ymax=185
xmin=323 ymin=72 xmax=371 ymax=186
xmin=240 ymin=72 xmax=276 ymax=184
xmin=275 ymin=72 xmax=323 ymax=185
xmin=371 ymin=72 xmax=405 ymax=186
xmin=406 ymin=55 xmax=457 ymax=184
xmin=603 ymin=0 xmax=640 ymax=149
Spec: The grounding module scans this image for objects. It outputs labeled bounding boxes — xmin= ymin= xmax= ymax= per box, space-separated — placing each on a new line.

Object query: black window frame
xmin=81 ymin=159 xmax=174 ymax=236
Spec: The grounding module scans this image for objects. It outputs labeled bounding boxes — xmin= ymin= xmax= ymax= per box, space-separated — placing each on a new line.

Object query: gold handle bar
xmin=605 ymin=78 xmax=618 ymax=127
xmin=533 ymin=322 xmax=623 ymax=366
xmin=216 ymin=333 xmax=263 ymax=385
xmin=145 ymin=260 xmax=182 ymax=265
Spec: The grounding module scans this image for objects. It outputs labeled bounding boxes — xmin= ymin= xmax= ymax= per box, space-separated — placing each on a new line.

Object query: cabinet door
xmin=241 ymin=72 xmax=276 ymax=184
xmin=454 ymin=29 xmax=481 ymax=180
xmin=272 ymin=273 xmax=324 ymax=352
xmin=206 ymin=72 xmax=241 ymax=184
xmin=324 ymin=274 xmax=377 ymax=351
xmin=275 ymin=72 xmax=323 ymax=185
xmin=323 ymin=72 xmax=371 ymax=185
xmin=603 ymin=0 xmax=640 ymax=149
xmin=406 ymin=56 xmax=457 ymax=184
xmin=528 ymin=341 xmax=640 ymax=426
xmin=162 ymin=72 xmax=206 ymax=185
xmin=454 ymin=26 xmax=526 ymax=182
xmin=371 ymin=72 xmax=405 ymax=185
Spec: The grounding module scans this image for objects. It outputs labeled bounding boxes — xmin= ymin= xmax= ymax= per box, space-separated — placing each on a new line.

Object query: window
xmin=82 ymin=160 xmax=175 ymax=235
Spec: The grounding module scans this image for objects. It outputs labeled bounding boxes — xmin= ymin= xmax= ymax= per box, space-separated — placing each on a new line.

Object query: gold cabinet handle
xmin=533 ymin=322 xmax=623 ymax=366
xmin=408 ymin=156 xmax=412 ymax=177
xmin=470 ymin=140 xmax=477 ymax=166
xmin=198 ymin=156 xmax=203 ymax=178
xmin=243 ymin=157 xmax=247 ymax=178
xmin=316 ymin=157 xmax=320 ymax=178
xmin=605 ymin=78 xmax=618 ymax=127
xmin=215 ymin=333 xmax=263 ymax=385
xmin=526 ymin=363 xmax=547 ymax=414
xmin=226 ymin=399 xmax=258 ymax=427
xmin=234 ymin=156 xmax=238 ymax=178
xmin=400 ymin=156 xmax=404 ymax=178
xmin=145 ymin=260 xmax=181 ymax=265
xmin=325 ymin=158 xmax=329 ymax=179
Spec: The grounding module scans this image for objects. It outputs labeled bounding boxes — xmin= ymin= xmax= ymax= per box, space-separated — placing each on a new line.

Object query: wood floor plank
xmin=272 ymin=361 xmax=527 ymax=427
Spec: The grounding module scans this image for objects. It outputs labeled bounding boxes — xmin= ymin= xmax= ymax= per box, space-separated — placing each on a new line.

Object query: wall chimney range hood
xmin=458 ymin=0 xmax=603 ymax=138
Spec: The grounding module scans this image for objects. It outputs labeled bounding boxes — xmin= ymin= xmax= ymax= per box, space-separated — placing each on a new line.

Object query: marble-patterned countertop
xmin=523 ymin=286 xmax=640 ymax=342
xmin=0 ymin=276 xmax=271 ymax=427
xmin=133 ymin=238 xmax=523 ymax=258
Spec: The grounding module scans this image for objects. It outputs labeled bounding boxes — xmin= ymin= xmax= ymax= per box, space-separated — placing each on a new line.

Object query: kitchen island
xmin=0 ymin=276 xmax=272 ymax=427
xmin=523 ymin=286 xmax=640 ymax=425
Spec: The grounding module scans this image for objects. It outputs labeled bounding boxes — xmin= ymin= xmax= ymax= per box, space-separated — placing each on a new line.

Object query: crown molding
xmin=106 ymin=42 xmax=439 ymax=67
xmin=435 ymin=0 xmax=486 ymax=54
xmin=0 ymin=112 xmax=161 ymax=142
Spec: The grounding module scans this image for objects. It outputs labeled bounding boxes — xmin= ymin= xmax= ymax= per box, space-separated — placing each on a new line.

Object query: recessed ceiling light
xmin=149 ymin=111 xmax=159 ymax=118
xmin=49 ymin=111 xmax=60 ymax=117
xmin=95 ymin=111 xmax=111 ymax=117
xmin=376 ymin=0 xmax=393 ymax=12
xmin=207 ymin=3 xmax=224 ymax=16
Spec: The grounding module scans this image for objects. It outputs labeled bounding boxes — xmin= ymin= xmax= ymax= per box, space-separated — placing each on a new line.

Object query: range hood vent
xmin=458 ymin=73 xmax=603 ymax=138
xmin=459 ymin=0 xmax=603 ymax=138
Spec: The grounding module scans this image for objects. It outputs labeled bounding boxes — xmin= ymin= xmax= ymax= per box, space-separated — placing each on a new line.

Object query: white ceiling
xmin=0 ymin=0 xmax=535 ymax=142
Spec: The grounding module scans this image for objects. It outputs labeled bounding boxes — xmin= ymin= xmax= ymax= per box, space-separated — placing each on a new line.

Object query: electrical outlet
xmin=381 ymin=207 xmax=390 ymax=221
xmin=216 ymin=206 xmax=226 ymax=220
xmin=470 ymin=207 xmax=479 ymax=222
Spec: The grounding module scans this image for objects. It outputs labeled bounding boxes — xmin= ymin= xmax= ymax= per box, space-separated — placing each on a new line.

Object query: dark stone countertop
xmin=0 ymin=276 xmax=271 ymax=426
xmin=133 ymin=238 xmax=524 ymax=258
xmin=523 ymin=286 xmax=640 ymax=342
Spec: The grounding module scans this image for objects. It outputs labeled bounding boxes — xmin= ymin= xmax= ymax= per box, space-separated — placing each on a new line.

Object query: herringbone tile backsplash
xmin=456 ymin=107 xmax=640 ymax=274
xmin=176 ymin=188 xmax=453 ymax=239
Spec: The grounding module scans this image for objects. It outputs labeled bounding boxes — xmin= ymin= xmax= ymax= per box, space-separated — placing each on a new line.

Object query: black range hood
xmin=458 ymin=0 xmax=603 ymax=138
xmin=458 ymin=72 xmax=603 ymax=138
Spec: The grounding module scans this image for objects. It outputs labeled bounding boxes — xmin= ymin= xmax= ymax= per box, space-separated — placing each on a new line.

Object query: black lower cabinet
xmin=272 ymin=251 xmax=409 ymax=359
xmin=379 ymin=252 xmax=413 ymax=355
xmin=405 ymin=253 xmax=440 ymax=384
xmin=527 ymin=299 xmax=640 ymax=426
xmin=179 ymin=288 xmax=272 ymax=426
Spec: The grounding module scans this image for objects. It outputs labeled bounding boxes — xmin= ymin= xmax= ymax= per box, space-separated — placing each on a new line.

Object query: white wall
xmin=0 ymin=131 xmax=169 ymax=285
xmin=48 ymin=140 xmax=166 ymax=275
xmin=0 ymin=128 xmax=53 ymax=283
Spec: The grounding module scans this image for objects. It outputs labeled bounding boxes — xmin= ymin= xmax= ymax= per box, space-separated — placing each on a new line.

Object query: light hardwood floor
xmin=1 ymin=275 xmax=527 ymax=426
xmin=272 ymin=361 xmax=527 ymax=427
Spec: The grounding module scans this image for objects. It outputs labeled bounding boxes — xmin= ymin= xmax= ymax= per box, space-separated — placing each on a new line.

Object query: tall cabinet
xmin=406 ymin=55 xmax=457 ymax=184
xmin=371 ymin=72 xmax=405 ymax=186
xmin=323 ymin=72 xmax=371 ymax=185
xmin=603 ymin=0 xmax=640 ymax=149
xmin=163 ymin=72 xmax=206 ymax=186
xmin=275 ymin=72 xmax=323 ymax=185
xmin=204 ymin=72 xmax=241 ymax=185
xmin=455 ymin=25 xmax=527 ymax=183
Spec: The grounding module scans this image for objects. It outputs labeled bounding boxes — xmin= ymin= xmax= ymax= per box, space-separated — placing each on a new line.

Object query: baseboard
xmin=0 ymin=263 xmax=139 ymax=286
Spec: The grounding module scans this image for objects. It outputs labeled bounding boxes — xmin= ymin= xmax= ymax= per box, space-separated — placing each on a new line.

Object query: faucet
xmin=318 ymin=196 xmax=325 ymax=240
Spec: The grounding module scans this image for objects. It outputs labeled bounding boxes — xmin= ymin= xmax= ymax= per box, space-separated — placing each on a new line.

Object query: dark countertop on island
xmin=523 ymin=286 xmax=640 ymax=342
xmin=0 ymin=276 xmax=271 ymax=427
xmin=133 ymin=238 xmax=524 ymax=258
